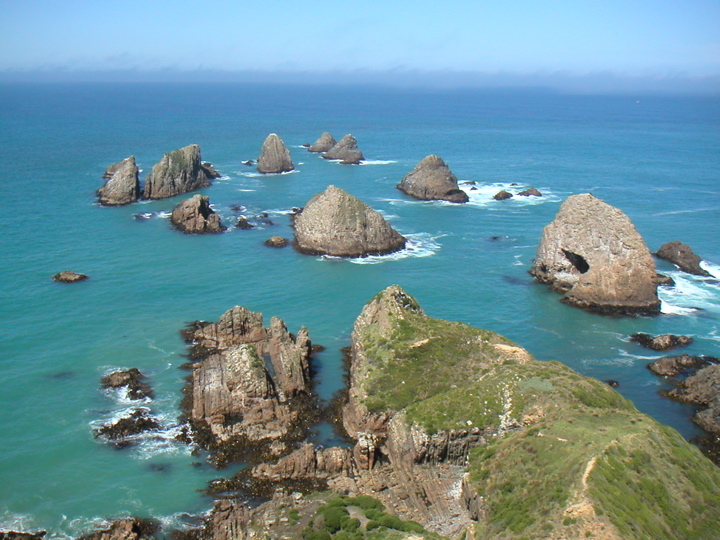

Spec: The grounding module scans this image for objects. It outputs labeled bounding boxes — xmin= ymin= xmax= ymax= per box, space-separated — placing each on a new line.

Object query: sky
xmin=1 ymin=0 xmax=719 ymax=91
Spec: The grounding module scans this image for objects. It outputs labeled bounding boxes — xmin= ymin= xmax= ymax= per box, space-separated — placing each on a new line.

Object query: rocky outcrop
xmin=655 ymin=240 xmax=711 ymax=276
xmin=0 ymin=531 xmax=46 ymax=540
xmin=667 ymin=364 xmax=720 ymax=436
xmin=142 ymin=144 xmax=214 ymax=200
xmin=493 ymin=190 xmax=513 ymax=200
xmin=396 ymin=155 xmax=469 ymax=203
xmin=77 ymin=517 xmax=160 ymax=540
xmin=52 ymin=271 xmax=88 ymax=283
xmin=518 ymin=187 xmax=542 ymax=197
xmin=647 ymin=354 xmax=716 ymax=377
xmin=94 ymin=408 xmax=161 ymax=445
xmin=100 ymin=368 xmax=153 ymax=400
xmin=322 ymin=134 xmax=364 ymax=164
xmin=308 ymin=132 xmax=336 ymax=153
xmin=170 ymin=194 xmax=225 ymax=234
xmin=97 ymin=156 xmax=139 ymax=205
xmin=630 ymin=333 xmax=693 ymax=351
xmin=529 ymin=193 xmax=660 ymax=315
xmin=293 ymin=185 xmax=406 ymax=257
xmin=256 ymin=133 xmax=294 ymax=174
xmin=263 ymin=235 xmax=288 ymax=248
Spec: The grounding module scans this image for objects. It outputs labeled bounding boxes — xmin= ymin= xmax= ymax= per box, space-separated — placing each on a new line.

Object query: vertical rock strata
xmin=256 ymin=133 xmax=294 ymax=174
xmin=142 ymin=144 xmax=216 ymax=199
xmin=397 ymin=154 xmax=469 ymax=203
xmin=97 ymin=156 xmax=140 ymax=205
xmin=530 ymin=193 xmax=660 ymax=315
xmin=293 ymin=185 xmax=406 ymax=257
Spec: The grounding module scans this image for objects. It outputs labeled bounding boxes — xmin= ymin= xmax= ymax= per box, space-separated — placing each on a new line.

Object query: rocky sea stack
xmin=307 ymin=131 xmax=336 ymax=153
xmin=142 ymin=144 xmax=218 ymax=200
xmin=530 ymin=193 xmax=660 ymax=315
xmin=97 ymin=156 xmax=140 ymax=205
xmin=257 ymin=133 xmax=294 ymax=174
xmin=170 ymin=194 xmax=225 ymax=234
xmin=52 ymin=271 xmax=88 ymax=283
xmin=293 ymin=185 xmax=406 ymax=257
xmin=655 ymin=240 xmax=711 ymax=276
xmin=322 ymin=134 xmax=364 ymax=164
xmin=397 ymin=154 xmax=469 ymax=203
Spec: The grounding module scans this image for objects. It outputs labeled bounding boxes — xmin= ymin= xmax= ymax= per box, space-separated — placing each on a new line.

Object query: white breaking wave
xmin=459 ymin=182 xmax=559 ymax=208
xmin=238 ymin=169 xmax=300 ymax=178
xmin=359 ymin=159 xmax=397 ymax=165
xmin=658 ymin=267 xmax=720 ymax=315
xmin=701 ymin=260 xmax=720 ymax=279
xmin=340 ymin=232 xmax=444 ymax=265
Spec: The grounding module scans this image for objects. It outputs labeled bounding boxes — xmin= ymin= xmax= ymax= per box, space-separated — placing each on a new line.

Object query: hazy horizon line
xmin=2 ymin=67 xmax=719 ymax=95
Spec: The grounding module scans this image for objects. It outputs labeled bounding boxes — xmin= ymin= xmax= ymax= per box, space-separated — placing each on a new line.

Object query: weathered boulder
xmin=322 ymin=134 xmax=364 ymax=164
xmin=308 ymin=132 xmax=336 ymax=153
xmin=170 ymin=194 xmax=225 ymax=234
xmin=263 ymin=235 xmax=289 ymax=248
xmin=517 ymin=187 xmax=542 ymax=197
xmin=142 ymin=144 xmax=214 ymax=200
xmin=293 ymin=185 xmax=406 ymax=257
xmin=529 ymin=193 xmax=660 ymax=315
xmin=97 ymin=156 xmax=140 ymax=205
xmin=100 ymin=368 xmax=153 ymax=400
xmin=52 ymin=271 xmax=88 ymax=283
xmin=256 ymin=133 xmax=294 ymax=174
xmin=647 ymin=354 xmax=716 ymax=377
xmin=493 ymin=190 xmax=513 ymax=200
xmin=396 ymin=155 xmax=469 ymax=203
xmin=630 ymin=333 xmax=693 ymax=351
xmin=655 ymin=240 xmax=711 ymax=276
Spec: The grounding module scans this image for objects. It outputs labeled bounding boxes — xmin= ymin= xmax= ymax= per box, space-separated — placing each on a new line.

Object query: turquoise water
xmin=1 ymin=83 xmax=719 ymax=536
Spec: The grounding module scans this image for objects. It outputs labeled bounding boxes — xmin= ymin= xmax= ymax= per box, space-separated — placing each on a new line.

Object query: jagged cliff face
xmin=530 ymin=193 xmax=660 ymax=315
xmin=256 ymin=133 xmax=294 ymax=174
xmin=97 ymin=156 xmax=139 ymax=206
xmin=293 ymin=185 xmax=406 ymax=257
xmin=397 ymin=154 xmax=469 ymax=203
xmin=142 ymin=144 xmax=213 ymax=200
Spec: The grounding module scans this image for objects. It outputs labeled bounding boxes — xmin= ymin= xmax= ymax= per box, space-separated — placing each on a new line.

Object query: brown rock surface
xmin=396 ymin=154 xmax=469 ymax=203
xmin=256 ymin=133 xmax=294 ymax=174
xmin=308 ymin=131 xmax=336 ymax=153
xmin=529 ymin=193 xmax=660 ymax=315
xmin=630 ymin=332 xmax=693 ymax=351
xmin=293 ymin=185 xmax=406 ymax=257
xmin=52 ymin=271 xmax=88 ymax=283
xmin=142 ymin=144 xmax=213 ymax=200
xmin=97 ymin=156 xmax=140 ymax=205
xmin=77 ymin=518 xmax=160 ymax=540
xmin=322 ymin=134 xmax=364 ymax=164
xmin=655 ymin=240 xmax=711 ymax=276
xmin=170 ymin=194 xmax=225 ymax=234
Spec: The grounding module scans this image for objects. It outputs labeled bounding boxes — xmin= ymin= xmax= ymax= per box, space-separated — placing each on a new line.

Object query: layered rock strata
xmin=142 ymin=144 xmax=217 ymax=199
xmin=396 ymin=155 xmax=469 ymax=203
xmin=322 ymin=134 xmax=364 ymax=164
xmin=170 ymin=194 xmax=225 ymax=234
xmin=307 ymin=131 xmax=336 ymax=153
xmin=529 ymin=193 xmax=660 ymax=315
xmin=256 ymin=133 xmax=294 ymax=174
xmin=655 ymin=240 xmax=711 ymax=276
xmin=97 ymin=156 xmax=140 ymax=205
xmin=293 ymin=185 xmax=406 ymax=257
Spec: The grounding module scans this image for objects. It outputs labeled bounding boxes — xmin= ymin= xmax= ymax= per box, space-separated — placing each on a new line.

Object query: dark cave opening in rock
xmin=562 ymin=249 xmax=590 ymax=274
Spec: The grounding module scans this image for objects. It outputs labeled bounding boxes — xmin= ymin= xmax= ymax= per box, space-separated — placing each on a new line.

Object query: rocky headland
xmin=655 ymin=240 xmax=711 ymax=276
xmin=97 ymin=156 xmax=140 ymax=206
xmin=142 ymin=144 xmax=219 ymax=200
xmin=293 ymin=185 xmax=406 ymax=258
xmin=170 ymin=194 xmax=226 ymax=234
xmin=256 ymin=133 xmax=294 ymax=174
xmin=396 ymin=155 xmax=469 ymax=203
xmin=529 ymin=193 xmax=661 ymax=315
xmin=308 ymin=131 xmax=337 ymax=153
xmin=323 ymin=134 xmax=364 ymax=164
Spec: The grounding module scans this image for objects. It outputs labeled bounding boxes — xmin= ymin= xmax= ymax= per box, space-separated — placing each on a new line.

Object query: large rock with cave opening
xmin=397 ymin=154 xmax=469 ymax=203
xmin=293 ymin=185 xmax=406 ymax=257
xmin=142 ymin=144 xmax=218 ymax=199
xmin=97 ymin=156 xmax=140 ymax=205
xmin=529 ymin=193 xmax=660 ymax=315
xmin=256 ymin=133 xmax=294 ymax=174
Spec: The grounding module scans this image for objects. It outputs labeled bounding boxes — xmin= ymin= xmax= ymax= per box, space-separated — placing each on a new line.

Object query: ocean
xmin=0 ymin=82 xmax=718 ymax=537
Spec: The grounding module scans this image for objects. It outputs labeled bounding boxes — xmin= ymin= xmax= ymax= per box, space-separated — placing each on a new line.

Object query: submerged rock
xmin=94 ymin=408 xmax=161 ymax=443
xmin=293 ymin=185 xmax=406 ymax=257
xmin=307 ymin=131 xmax=336 ymax=153
xmin=493 ymin=190 xmax=513 ymax=200
xmin=396 ymin=154 xmax=469 ymax=203
xmin=142 ymin=144 xmax=214 ymax=200
xmin=52 ymin=271 xmax=88 ymax=283
xmin=517 ymin=187 xmax=542 ymax=197
xmin=100 ymin=368 xmax=154 ymax=400
xmin=77 ymin=517 xmax=161 ymax=540
xmin=0 ymin=532 xmax=47 ymax=540
xmin=170 ymin=194 xmax=225 ymax=234
xmin=257 ymin=133 xmax=294 ymax=174
xmin=322 ymin=134 xmax=364 ymax=164
xmin=529 ymin=193 xmax=660 ymax=315
xmin=630 ymin=333 xmax=693 ymax=351
xmin=655 ymin=240 xmax=711 ymax=276
xmin=97 ymin=156 xmax=140 ymax=206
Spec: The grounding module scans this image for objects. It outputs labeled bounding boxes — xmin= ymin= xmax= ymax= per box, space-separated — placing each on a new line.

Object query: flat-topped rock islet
xmin=530 ymin=193 xmax=660 ymax=315
xmin=322 ymin=134 xmax=364 ymax=164
xmin=142 ymin=144 xmax=219 ymax=200
xmin=292 ymin=185 xmax=406 ymax=257
xmin=97 ymin=156 xmax=140 ymax=205
xmin=256 ymin=133 xmax=294 ymax=174
xmin=397 ymin=154 xmax=469 ymax=203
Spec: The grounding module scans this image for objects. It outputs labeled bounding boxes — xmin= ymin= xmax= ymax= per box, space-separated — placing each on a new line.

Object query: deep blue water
xmin=0 ymin=82 xmax=719 ymax=536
